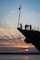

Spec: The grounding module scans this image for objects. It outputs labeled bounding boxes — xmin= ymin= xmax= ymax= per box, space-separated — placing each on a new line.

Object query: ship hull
xmin=17 ymin=28 xmax=40 ymax=51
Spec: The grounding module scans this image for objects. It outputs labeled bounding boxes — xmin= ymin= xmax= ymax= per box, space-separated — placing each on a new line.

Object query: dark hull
xmin=17 ymin=28 xmax=40 ymax=51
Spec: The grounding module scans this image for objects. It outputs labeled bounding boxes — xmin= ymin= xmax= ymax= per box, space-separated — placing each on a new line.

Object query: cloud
xmin=0 ymin=6 xmax=40 ymax=30
xmin=0 ymin=6 xmax=40 ymax=31
xmin=0 ymin=28 xmax=34 ymax=48
xmin=0 ymin=9 xmax=18 ymax=28
xmin=20 ymin=10 xmax=40 ymax=30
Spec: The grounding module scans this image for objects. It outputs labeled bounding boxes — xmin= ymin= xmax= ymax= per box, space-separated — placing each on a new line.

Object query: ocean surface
xmin=0 ymin=54 xmax=40 ymax=60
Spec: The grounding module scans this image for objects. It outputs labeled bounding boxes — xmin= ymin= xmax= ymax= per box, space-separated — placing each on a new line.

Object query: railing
xmin=18 ymin=24 xmax=40 ymax=32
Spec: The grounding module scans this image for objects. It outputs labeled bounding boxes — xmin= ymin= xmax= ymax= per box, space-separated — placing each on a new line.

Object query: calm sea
xmin=0 ymin=54 xmax=40 ymax=60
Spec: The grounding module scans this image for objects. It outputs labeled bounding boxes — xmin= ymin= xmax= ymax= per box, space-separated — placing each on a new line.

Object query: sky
xmin=0 ymin=0 xmax=40 ymax=30
xmin=0 ymin=0 xmax=40 ymax=52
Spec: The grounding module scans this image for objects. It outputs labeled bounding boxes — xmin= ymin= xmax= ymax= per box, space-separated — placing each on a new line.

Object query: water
xmin=0 ymin=54 xmax=40 ymax=60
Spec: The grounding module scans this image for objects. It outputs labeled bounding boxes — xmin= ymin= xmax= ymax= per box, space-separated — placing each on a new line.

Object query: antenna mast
xmin=18 ymin=5 xmax=21 ymax=27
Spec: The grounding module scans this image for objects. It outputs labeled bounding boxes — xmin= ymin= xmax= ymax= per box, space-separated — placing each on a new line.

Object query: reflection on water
xmin=0 ymin=54 xmax=40 ymax=60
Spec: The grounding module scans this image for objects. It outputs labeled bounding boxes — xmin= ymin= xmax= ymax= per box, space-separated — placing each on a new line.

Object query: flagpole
xmin=18 ymin=5 xmax=21 ymax=27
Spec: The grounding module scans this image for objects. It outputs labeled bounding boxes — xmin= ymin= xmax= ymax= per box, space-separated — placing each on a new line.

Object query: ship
xmin=17 ymin=5 xmax=40 ymax=51
xmin=17 ymin=25 xmax=40 ymax=51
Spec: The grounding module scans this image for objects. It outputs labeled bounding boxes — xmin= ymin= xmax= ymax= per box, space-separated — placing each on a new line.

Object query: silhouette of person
xmin=30 ymin=24 xmax=32 ymax=31
xmin=25 ymin=25 xmax=29 ymax=30
xmin=20 ymin=23 xmax=22 ymax=29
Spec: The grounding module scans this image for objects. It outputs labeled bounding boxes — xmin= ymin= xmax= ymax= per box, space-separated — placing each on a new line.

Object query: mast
xmin=18 ymin=5 xmax=21 ymax=27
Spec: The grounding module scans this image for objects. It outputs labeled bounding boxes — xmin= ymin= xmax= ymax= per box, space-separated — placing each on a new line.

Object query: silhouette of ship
xmin=17 ymin=25 xmax=40 ymax=51
xmin=17 ymin=5 xmax=40 ymax=51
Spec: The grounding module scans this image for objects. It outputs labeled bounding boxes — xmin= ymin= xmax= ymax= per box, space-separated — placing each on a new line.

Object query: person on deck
xmin=30 ymin=24 xmax=32 ymax=31
xmin=20 ymin=23 xmax=22 ymax=29
xmin=25 ymin=24 xmax=29 ymax=30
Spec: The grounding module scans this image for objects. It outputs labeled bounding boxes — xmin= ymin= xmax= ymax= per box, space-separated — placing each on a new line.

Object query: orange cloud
xmin=0 ymin=28 xmax=35 ymax=48
xmin=0 ymin=42 xmax=34 ymax=48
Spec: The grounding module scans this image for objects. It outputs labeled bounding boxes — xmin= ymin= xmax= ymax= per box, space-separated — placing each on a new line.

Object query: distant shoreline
xmin=0 ymin=53 xmax=40 ymax=55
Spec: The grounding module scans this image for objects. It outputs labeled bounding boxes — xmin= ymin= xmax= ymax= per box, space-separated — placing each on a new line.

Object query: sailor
xmin=20 ymin=23 xmax=22 ymax=29
xmin=30 ymin=24 xmax=32 ymax=31
xmin=25 ymin=24 xmax=29 ymax=30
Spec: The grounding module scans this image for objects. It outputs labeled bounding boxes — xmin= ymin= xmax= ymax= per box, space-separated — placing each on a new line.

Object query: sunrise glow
xmin=26 ymin=49 xmax=29 ymax=52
